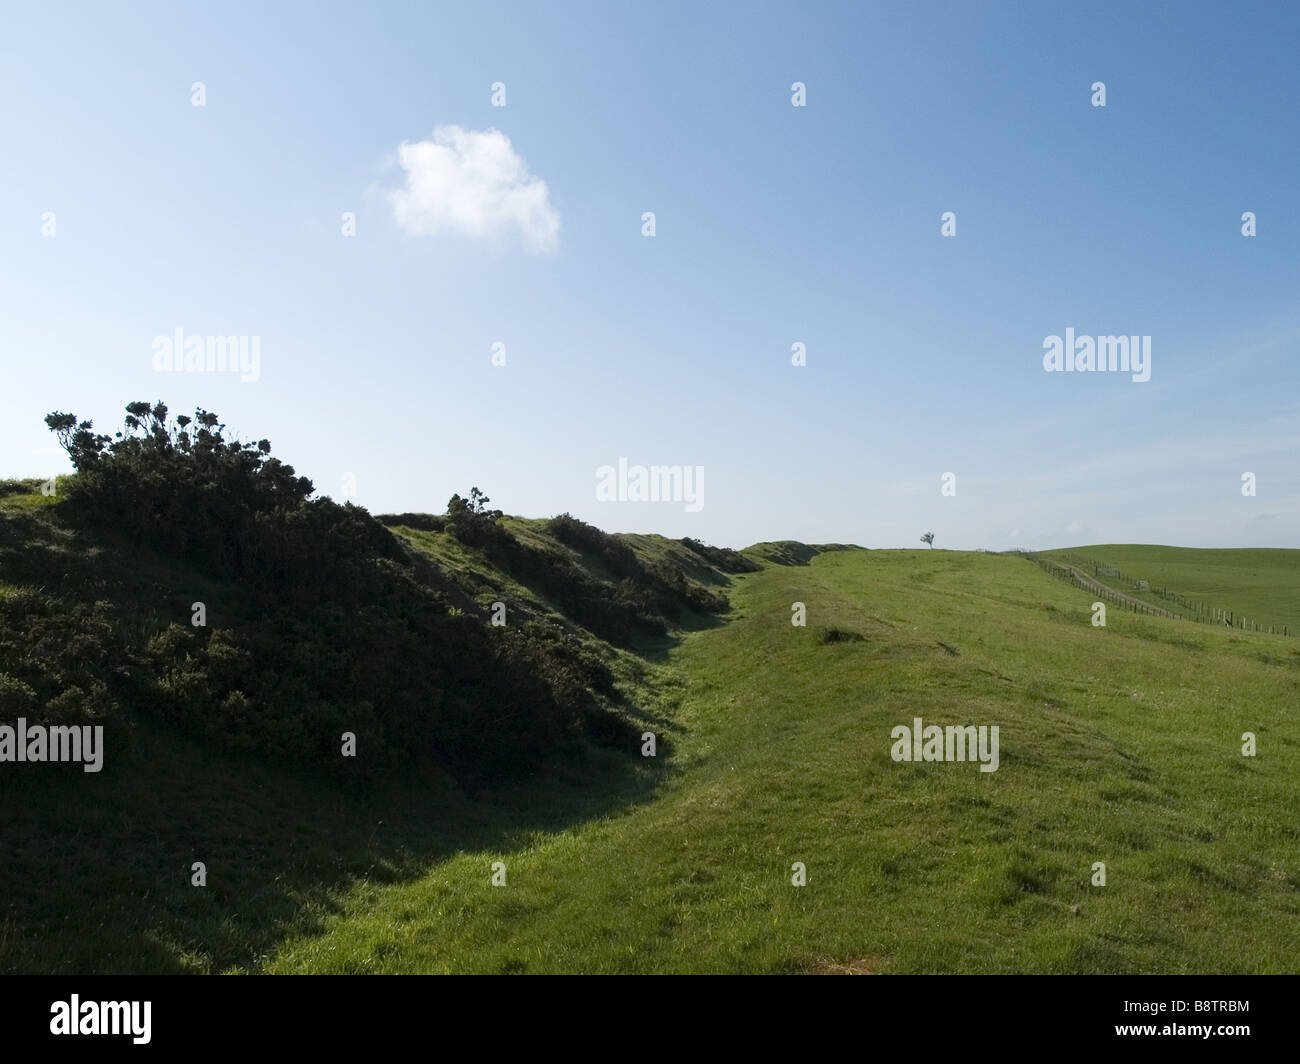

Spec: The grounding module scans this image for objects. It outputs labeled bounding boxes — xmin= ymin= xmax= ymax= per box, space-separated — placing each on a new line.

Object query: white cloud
xmin=388 ymin=125 xmax=560 ymax=253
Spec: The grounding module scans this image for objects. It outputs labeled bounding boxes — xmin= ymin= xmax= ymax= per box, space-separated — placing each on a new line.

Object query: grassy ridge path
xmin=263 ymin=549 xmax=1300 ymax=974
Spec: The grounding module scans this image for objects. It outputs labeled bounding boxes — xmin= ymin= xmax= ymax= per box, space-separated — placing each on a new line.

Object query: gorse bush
xmin=445 ymin=487 xmax=507 ymax=548
xmin=548 ymin=512 xmax=643 ymax=578
xmin=45 ymin=403 xmax=400 ymax=600
xmin=438 ymin=506 xmax=663 ymax=647
xmin=547 ymin=513 xmax=729 ymax=624
xmin=678 ymin=537 xmax=761 ymax=574
xmin=25 ymin=401 xmax=640 ymax=783
xmin=376 ymin=513 xmax=446 ymax=532
xmin=0 ymin=590 xmax=122 ymax=726
xmin=7 ymin=402 xmax=738 ymax=784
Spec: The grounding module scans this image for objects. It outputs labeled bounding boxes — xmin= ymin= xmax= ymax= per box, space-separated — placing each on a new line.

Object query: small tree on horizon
xmin=446 ymin=486 xmax=505 ymax=546
xmin=920 ymin=532 xmax=935 ymax=549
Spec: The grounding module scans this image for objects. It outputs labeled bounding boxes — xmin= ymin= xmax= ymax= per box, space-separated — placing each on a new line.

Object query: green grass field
xmin=4 ymin=480 xmax=1297 ymax=973
xmin=1041 ymin=545 xmax=1300 ymax=634
xmin=261 ymin=547 xmax=1300 ymax=974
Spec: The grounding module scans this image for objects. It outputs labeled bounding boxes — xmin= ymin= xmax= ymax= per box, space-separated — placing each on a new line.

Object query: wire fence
xmin=1012 ymin=552 xmax=1290 ymax=636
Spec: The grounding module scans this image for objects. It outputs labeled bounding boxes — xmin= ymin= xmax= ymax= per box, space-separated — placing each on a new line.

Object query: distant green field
xmin=263 ymin=548 xmax=1300 ymax=974
xmin=1040 ymin=545 xmax=1300 ymax=634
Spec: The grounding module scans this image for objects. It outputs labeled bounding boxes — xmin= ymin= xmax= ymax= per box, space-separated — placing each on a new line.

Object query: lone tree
xmin=920 ymin=532 xmax=935 ymax=549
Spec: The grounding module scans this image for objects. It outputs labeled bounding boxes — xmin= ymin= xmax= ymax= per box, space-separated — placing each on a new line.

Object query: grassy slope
xmin=1041 ymin=544 xmax=1300 ymax=633
xmin=5 ymin=488 xmax=1297 ymax=974
xmin=0 ymin=493 xmax=703 ymax=973
xmin=262 ymin=548 xmax=1300 ymax=974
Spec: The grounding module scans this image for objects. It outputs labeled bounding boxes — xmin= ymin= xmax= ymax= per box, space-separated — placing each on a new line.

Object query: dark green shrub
xmin=29 ymin=404 xmax=634 ymax=784
xmin=679 ymin=537 xmax=761 ymax=574
xmin=376 ymin=513 xmax=446 ymax=532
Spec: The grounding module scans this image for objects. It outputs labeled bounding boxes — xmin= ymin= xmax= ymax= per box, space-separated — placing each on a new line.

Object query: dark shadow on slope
xmin=0 ymin=477 xmax=727 ymax=973
xmin=2 ymin=494 xmax=680 ymax=972
xmin=0 ymin=705 xmax=671 ymax=974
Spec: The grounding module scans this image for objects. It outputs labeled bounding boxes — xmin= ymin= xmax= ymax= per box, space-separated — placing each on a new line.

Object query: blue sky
xmin=2 ymin=0 xmax=1297 ymax=550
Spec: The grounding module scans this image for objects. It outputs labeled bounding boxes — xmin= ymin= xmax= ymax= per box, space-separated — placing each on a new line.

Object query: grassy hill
xmin=1039 ymin=544 xmax=1300 ymax=634
xmin=261 ymin=548 xmax=1298 ymax=973
xmin=3 ymin=426 xmax=1298 ymax=973
xmin=0 ymin=456 xmax=744 ymax=972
